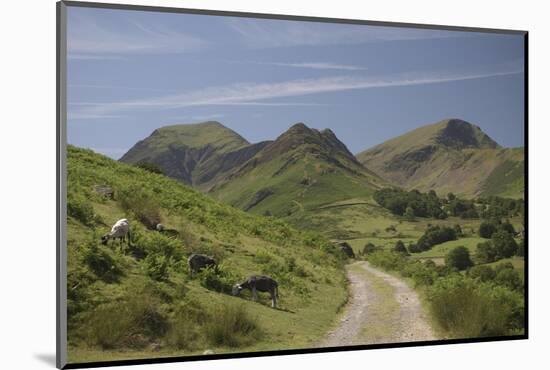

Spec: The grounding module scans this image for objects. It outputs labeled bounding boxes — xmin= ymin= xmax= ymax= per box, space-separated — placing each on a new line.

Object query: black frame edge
xmin=61 ymin=0 xmax=527 ymax=35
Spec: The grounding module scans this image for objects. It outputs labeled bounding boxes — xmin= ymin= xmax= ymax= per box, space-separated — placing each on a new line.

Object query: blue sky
xmin=67 ymin=6 xmax=525 ymax=159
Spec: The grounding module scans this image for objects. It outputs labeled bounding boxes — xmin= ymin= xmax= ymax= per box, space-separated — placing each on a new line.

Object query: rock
xmin=202 ymin=349 xmax=214 ymax=355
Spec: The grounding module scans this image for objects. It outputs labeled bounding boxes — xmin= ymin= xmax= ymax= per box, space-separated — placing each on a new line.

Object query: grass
xmin=410 ymin=237 xmax=485 ymax=259
xmin=66 ymin=146 xmax=347 ymax=364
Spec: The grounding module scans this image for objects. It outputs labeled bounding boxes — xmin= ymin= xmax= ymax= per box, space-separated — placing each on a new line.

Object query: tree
xmin=454 ymin=224 xmax=463 ymax=237
xmin=467 ymin=265 xmax=496 ymax=282
xmin=495 ymin=268 xmax=523 ymax=291
xmin=445 ymin=246 xmax=473 ymax=271
xmin=516 ymin=239 xmax=525 ymax=257
xmin=404 ymin=206 xmax=416 ymax=221
xmin=491 ymin=230 xmax=518 ymax=259
xmin=393 ymin=240 xmax=409 ymax=255
xmin=362 ymin=242 xmax=378 ymax=255
xmin=475 ymin=241 xmax=497 ymax=264
xmin=479 ymin=221 xmax=497 ymax=238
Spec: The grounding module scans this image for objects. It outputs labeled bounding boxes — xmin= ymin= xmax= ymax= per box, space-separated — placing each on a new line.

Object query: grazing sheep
xmin=232 ymin=275 xmax=279 ymax=308
xmin=188 ymin=254 xmax=217 ymax=277
xmin=101 ymin=218 xmax=131 ymax=247
xmin=338 ymin=242 xmax=355 ymax=258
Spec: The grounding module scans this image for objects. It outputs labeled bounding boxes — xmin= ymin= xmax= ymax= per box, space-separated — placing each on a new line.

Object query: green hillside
xmin=66 ymin=145 xmax=347 ymax=363
xmin=357 ymin=119 xmax=524 ymax=199
xmin=120 ymin=121 xmax=270 ymax=191
xmin=210 ymin=123 xmax=386 ymax=219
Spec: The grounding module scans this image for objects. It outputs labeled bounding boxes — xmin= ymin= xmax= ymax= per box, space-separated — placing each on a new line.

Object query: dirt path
xmin=322 ymin=261 xmax=435 ymax=347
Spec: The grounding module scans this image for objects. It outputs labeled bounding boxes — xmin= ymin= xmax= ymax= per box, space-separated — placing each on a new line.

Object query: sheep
xmin=232 ymin=275 xmax=279 ymax=308
xmin=101 ymin=218 xmax=131 ymax=248
xmin=188 ymin=254 xmax=217 ymax=277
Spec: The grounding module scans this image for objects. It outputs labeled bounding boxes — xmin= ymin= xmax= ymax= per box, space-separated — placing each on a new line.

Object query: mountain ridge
xmin=357 ymin=119 xmax=524 ymax=198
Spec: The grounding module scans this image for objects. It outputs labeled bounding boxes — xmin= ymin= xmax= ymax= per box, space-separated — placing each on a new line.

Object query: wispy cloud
xmin=67 ymin=12 xmax=207 ymax=57
xmin=68 ymin=83 xmax=178 ymax=93
xmin=69 ymin=62 xmax=522 ymax=119
xmin=226 ymin=18 xmax=467 ymax=49
xmin=239 ymin=61 xmax=368 ymax=71
xmin=68 ymin=54 xmax=124 ymax=61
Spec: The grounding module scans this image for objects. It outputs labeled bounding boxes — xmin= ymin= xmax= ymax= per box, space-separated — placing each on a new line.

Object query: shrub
xmin=119 ymin=186 xmax=162 ymax=230
xmin=393 ymin=240 xmax=409 ymax=255
xmin=475 ymin=241 xmax=497 ymax=264
xmin=198 ymin=266 xmax=239 ymax=294
xmin=495 ymin=268 xmax=523 ymax=291
xmin=428 ymin=276 xmax=516 ymax=338
xmin=416 ymin=225 xmax=457 ymax=252
xmin=81 ymin=241 xmax=122 ymax=283
xmin=68 ymin=193 xmax=95 ymax=226
xmin=491 ymin=230 xmax=518 ymax=259
xmin=136 ymin=161 xmax=164 ymax=175
xmin=144 ymin=254 xmax=170 ymax=281
xmin=467 ymin=265 xmax=496 ymax=282
xmin=479 ymin=221 xmax=498 ymax=238
xmin=361 ymin=242 xmax=379 ymax=256
xmin=445 ymin=246 xmax=473 ymax=271
xmin=516 ymin=239 xmax=525 ymax=257
xmin=204 ymin=303 xmax=262 ymax=347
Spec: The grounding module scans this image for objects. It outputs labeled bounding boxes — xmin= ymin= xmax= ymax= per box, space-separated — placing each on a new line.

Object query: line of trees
xmin=373 ymin=188 xmax=524 ymax=221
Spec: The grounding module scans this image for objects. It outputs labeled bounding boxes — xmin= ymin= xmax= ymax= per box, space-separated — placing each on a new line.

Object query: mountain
xmin=120 ymin=121 xmax=271 ymax=191
xmin=210 ymin=122 xmax=386 ymax=217
xmin=356 ymin=119 xmax=524 ymax=199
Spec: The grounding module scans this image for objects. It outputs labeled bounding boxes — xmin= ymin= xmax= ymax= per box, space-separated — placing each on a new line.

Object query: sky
xmin=66 ymin=6 xmax=525 ymax=159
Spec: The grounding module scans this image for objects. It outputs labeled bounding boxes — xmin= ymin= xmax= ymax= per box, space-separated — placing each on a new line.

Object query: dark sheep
xmin=232 ymin=275 xmax=279 ymax=308
xmin=338 ymin=242 xmax=355 ymax=258
xmin=188 ymin=254 xmax=217 ymax=277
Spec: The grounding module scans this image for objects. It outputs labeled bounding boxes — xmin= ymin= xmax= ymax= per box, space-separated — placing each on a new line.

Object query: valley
xmin=67 ymin=118 xmax=525 ymax=363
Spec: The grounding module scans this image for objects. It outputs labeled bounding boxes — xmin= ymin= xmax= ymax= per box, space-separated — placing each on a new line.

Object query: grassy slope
xmin=211 ymin=150 xmax=383 ymax=219
xmin=67 ymin=146 xmax=347 ymax=363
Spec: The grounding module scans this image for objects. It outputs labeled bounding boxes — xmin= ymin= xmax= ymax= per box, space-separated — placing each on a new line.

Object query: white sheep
xmin=101 ymin=218 xmax=131 ymax=247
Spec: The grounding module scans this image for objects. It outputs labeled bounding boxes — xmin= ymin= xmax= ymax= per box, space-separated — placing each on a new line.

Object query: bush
xmin=144 ymin=254 xmax=170 ymax=281
xmin=445 ymin=246 xmax=473 ymax=271
xmin=495 ymin=268 xmax=523 ymax=291
xmin=81 ymin=241 xmax=122 ymax=283
xmin=198 ymin=266 xmax=239 ymax=294
xmin=119 ymin=186 xmax=162 ymax=230
xmin=475 ymin=241 xmax=497 ymax=264
xmin=479 ymin=221 xmax=498 ymax=238
xmin=359 ymin=242 xmax=378 ymax=256
xmin=415 ymin=225 xmax=457 ymax=252
xmin=393 ymin=240 xmax=409 ymax=255
xmin=491 ymin=230 xmax=518 ymax=259
xmin=136 ymin=162 xmax=164 ymax=175
xmin=428 ymin=276 xmax=519 ymax=338
xmin=204 ymin=303 xmax=262 ymax=347
xmin=516 ymin=239 xmax=525 ymax=257
xmin=68 ymin=193 xmax=95 ymax=226
xmin=467 ymin=265 xmax=496 ymax=282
